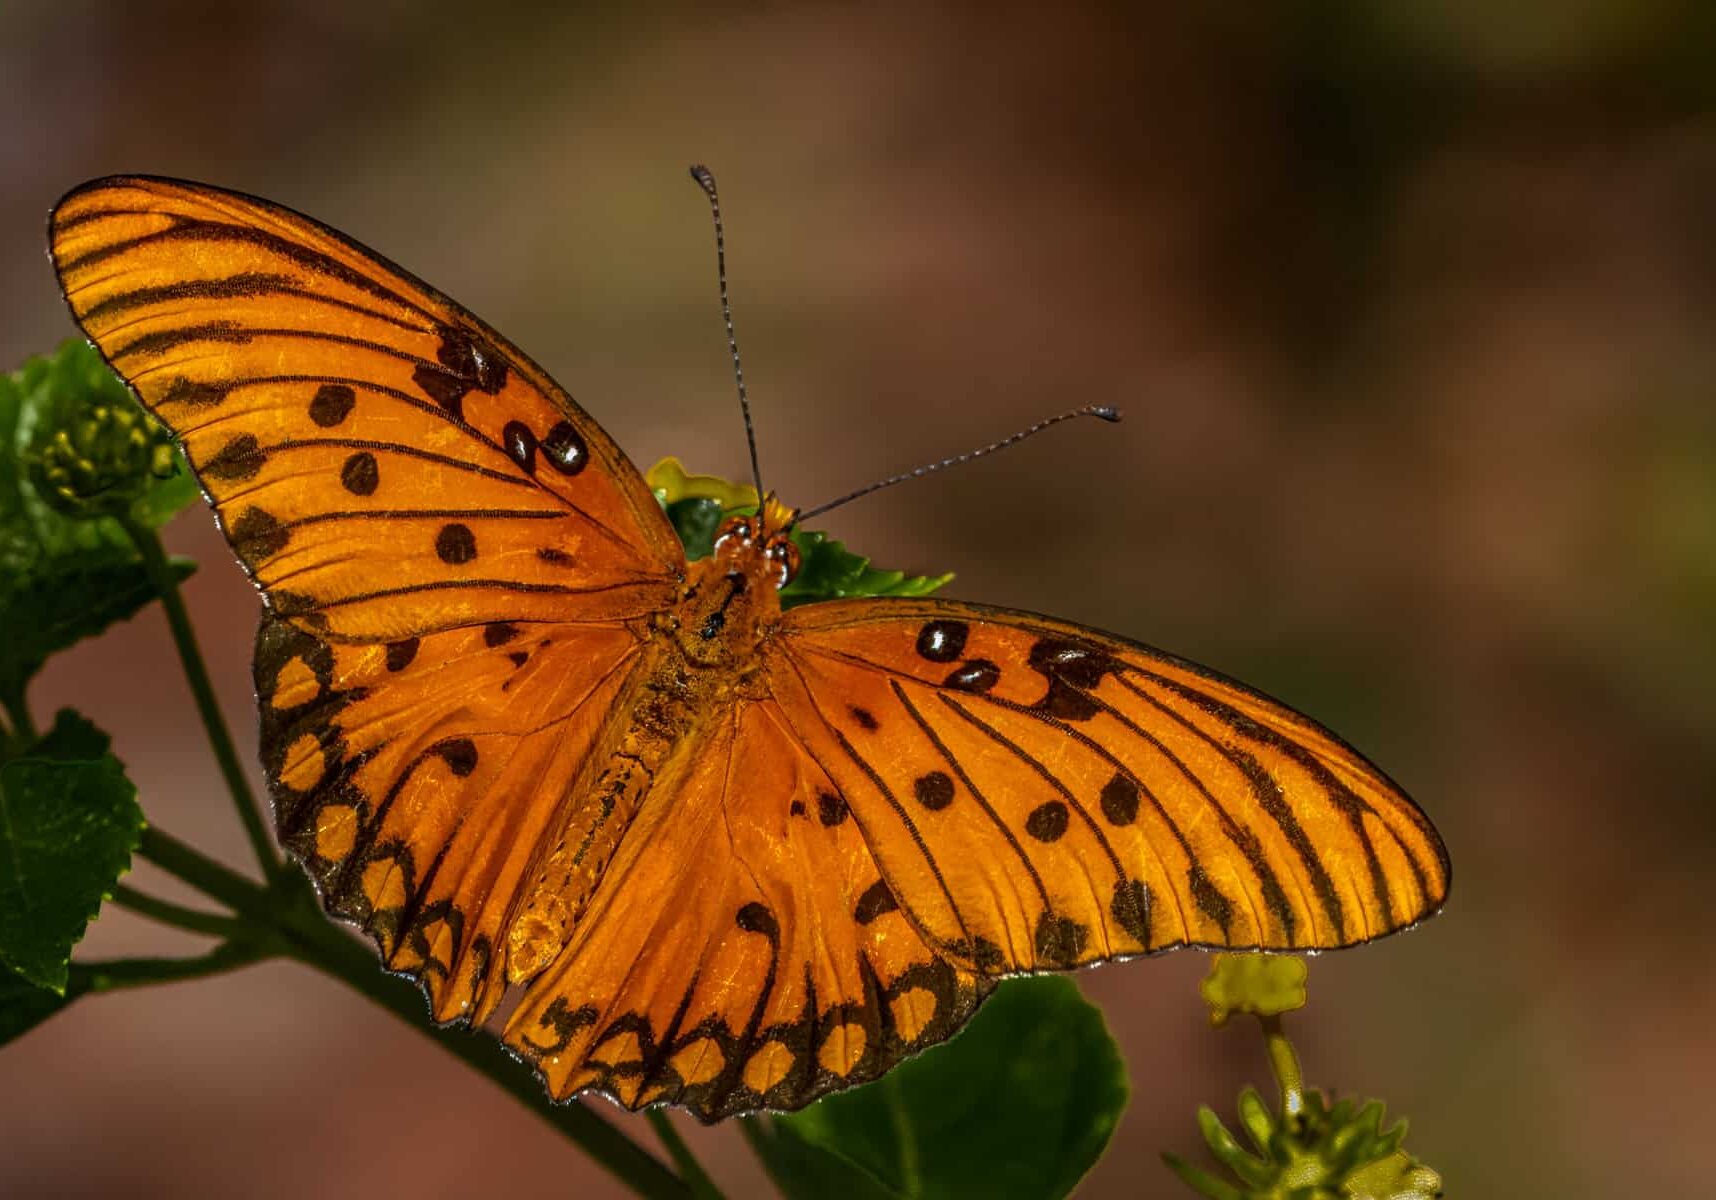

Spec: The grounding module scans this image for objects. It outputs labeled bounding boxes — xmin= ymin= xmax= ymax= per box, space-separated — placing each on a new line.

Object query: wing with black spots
xmin=502 ymin=695 xmax=991 ymax=1122
xmin=51 ymin=176 xmax=683 ymax=642
xmin=766 ymin=598 xmax=1449 ymax=972
xmin=258 ymin=614 xmax=647 ymax=1025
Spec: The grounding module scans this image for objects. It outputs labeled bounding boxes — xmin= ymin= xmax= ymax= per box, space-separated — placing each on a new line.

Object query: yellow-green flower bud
xmin=28 ymin=392 xmax=179 ymax=518
xmin=1200 ymin=953 xmax=1309 ymax=1027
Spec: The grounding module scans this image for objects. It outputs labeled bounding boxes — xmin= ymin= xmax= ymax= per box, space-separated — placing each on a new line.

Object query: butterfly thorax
xmin=504 ymin=514 xmax=797 ymax=985
xmin=666 ymin=513 xmax=797 ymax=671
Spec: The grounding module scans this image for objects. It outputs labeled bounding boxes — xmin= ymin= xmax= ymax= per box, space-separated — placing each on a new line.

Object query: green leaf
xmin=0 ymin=962 xmax=87 ymax=1046
xmin=24 ymin=708 xmax=113 ymax=765
xmin=778 ymin=528 xmax=953 ymax=610
xmin=646 ymin=457 xmax=952 ymax=608
xmin=0 ymin=342 xmax=199 ymax=700
xmin=758 ymin=977 xmax=1127 ymax=1199
xmin=0 ymin=720 xmax=144 ymax=993
xmin=665 ymin=497 xmax=728 ymax=561
xmin=0 ymin=556 xmax=195 ymax=704
xmin=743 ymin=1120 xmax=905 ymax=1200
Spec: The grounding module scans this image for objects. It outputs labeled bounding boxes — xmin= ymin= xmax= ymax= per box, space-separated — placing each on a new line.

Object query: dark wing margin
xmin=764 ymin=597 xmax=1449 ymax=973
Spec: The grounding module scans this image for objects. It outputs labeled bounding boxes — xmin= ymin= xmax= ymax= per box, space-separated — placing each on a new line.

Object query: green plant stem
xmin=112 ymin=882 xmax=250 ymax=939
xmin=96 ymin=525 xmax=690 ymax=1197
xmin=129 ymin=822 xmax=687 ymax=1199
xmin=1 ymin=682 xmax=35 ymax=747
xmin=884 ymin=1068 xmax=923 ymax=1194
xmin=117 ymin=514 xmax=281 ymax=884
xmin=283 ymin=921 xmax=688 ymax=1200
xmin=72 ymin=940 xmax=279 ymax=992
xmin=1259 ymin=1015 xmax=1304 ymax=1122
xmin=647 ymin=1111 xmax=727 ymax=1200
xmin=136 ymin=826 xmax=270 ymax=916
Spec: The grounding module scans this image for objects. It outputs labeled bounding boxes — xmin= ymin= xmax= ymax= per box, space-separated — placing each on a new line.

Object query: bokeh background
xmin=4 ymin=2 xmax=1715 ymax=1195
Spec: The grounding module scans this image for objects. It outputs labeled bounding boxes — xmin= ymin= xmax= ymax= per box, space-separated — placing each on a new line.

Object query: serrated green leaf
xmin=778 ymin=528 xmax=953 ymax=609
xmin=762 ymin=977 xmax=1126 ymax=1200
xmin=22 ymin=709 xmax=112 ymax=766
xmin=0 ymin=342 xmax=199 ymax=700
xmin=0 ymin=962 xmax=88 ymax=1046
xmin=0 ymin=556 xmax=195 ymax=702
xmin=0 ymin=728 xmax=144 ymax=993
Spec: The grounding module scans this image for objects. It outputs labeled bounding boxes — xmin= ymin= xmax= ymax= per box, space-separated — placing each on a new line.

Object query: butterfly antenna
xmin=689 ymin=165 xmax=765 ymax=504
xmin=794 ymin=404 xmax=1122 ymax=524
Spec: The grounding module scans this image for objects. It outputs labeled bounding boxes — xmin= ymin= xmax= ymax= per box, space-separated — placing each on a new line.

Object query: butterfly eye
xmin=714 ymin=516 xmax=753 ymax=550
xmin=764 ymin=537 xmax=800 ymax=587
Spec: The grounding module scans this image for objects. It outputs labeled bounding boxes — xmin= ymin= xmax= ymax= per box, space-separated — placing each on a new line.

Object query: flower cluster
xmin=1166 ymin=955 xmax=1443 ymax=1200
xmin=30 ymin=398 xmax=179 ymax=518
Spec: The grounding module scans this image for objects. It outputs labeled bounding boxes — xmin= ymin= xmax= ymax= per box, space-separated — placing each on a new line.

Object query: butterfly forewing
xmin=768 ymin=598 xmax=1449 ymax=970
xmin=50 ymin=176 xmax=686 ymax=1027
xmin=50 ymin=177 xmax=683 ymax=642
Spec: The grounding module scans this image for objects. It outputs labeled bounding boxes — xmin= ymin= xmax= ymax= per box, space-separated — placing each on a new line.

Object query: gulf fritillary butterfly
xmin=49 ymin=175 xmax=1447 ymax=1122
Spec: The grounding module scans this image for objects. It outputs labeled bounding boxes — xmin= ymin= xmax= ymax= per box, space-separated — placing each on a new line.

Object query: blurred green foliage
xmin=0 ymin=342 xmax=196 ymax=713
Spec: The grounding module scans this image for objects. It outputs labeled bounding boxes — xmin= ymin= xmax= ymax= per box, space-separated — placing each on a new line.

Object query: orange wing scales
xmin=51 ymin=177 xmax=681 ymax=642
xmin=256 ymin=613 xmax=648 ymax=1024
xmin=769 ymin=600 xmax=1448 ymax=971
xmin=501 ymin=700 xmax=991 ymax=1122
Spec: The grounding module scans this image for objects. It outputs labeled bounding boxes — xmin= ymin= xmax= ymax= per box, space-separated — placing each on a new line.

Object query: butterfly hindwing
xmin=50 ymin=176 xmax=683 ymax=642
xmin=257 ymin=613 xmax=649 ymax=1024
xmin=768 ymin=598 xmax=1449 ymax=972
xmin=502 ymin=695 xmax=991 ymax=1121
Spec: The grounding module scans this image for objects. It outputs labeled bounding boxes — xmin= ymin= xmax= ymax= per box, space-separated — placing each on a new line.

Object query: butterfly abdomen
xmin=506 ymin=665 xmax=689 ymax=984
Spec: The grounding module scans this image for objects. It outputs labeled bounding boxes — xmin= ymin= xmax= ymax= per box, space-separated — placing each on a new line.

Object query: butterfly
xmin=49 ymin=175 xmax=1448 ymax=1122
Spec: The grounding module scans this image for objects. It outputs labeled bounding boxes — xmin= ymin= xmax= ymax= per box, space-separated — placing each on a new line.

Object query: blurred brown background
xmin=4 ymin=1 xmax=1714 ymax=1195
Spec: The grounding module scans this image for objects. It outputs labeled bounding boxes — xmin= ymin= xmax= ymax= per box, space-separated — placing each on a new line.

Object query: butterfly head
xmin=713 ymin=496 xmax=800 ymax=590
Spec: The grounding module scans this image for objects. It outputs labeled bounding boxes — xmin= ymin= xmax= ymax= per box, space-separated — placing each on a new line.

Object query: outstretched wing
xmin=502 ymin=696 xmax=991 ymax=1122
xmin=50 ymin=176 xmax=683 ymax=641
xmin=766 ymin=599 xmax=1449 ymax=972
xmin=50 ymin=177 xmax=687 ymax=1020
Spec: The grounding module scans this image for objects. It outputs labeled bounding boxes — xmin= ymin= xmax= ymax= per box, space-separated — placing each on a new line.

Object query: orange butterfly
xmin=49 ymin=174 xmax=1447 ymax=1121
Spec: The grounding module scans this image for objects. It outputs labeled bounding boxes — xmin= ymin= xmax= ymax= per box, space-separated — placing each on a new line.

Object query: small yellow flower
xmin=646 ymin=455 xmax=759 ymax=510
xmin=1199 ymin=953 xmax=1309 ymax=1027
